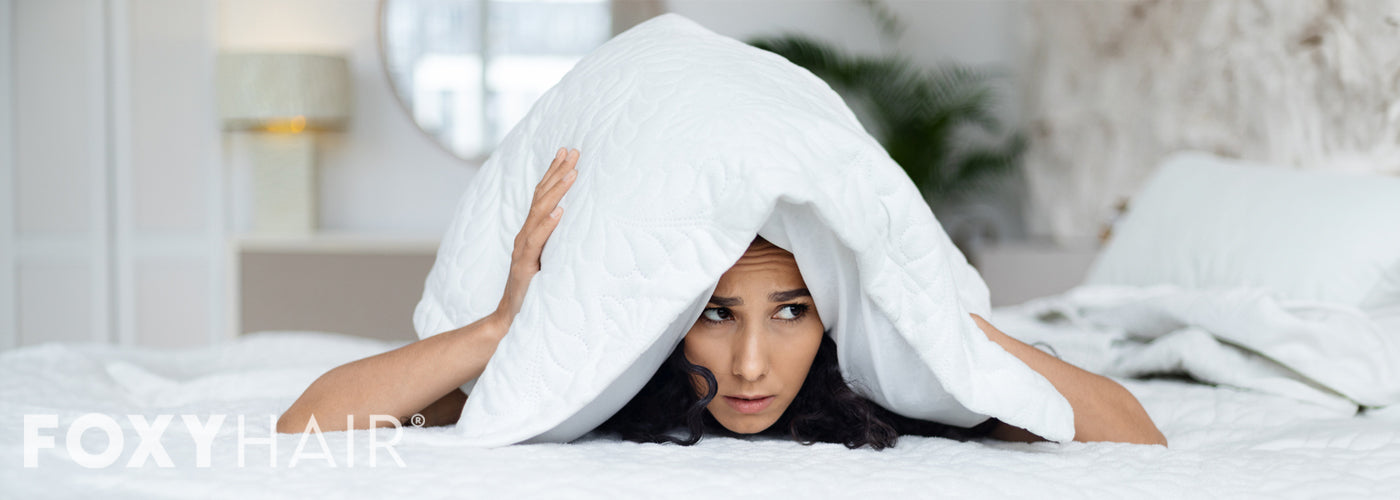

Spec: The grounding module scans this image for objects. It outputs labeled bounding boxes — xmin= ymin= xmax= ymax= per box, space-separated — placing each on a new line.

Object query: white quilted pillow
xmin=413 ymin=14 xmax=1073 ymax=446
xmin=1087 ymin=151 xmax=1400 ymax=318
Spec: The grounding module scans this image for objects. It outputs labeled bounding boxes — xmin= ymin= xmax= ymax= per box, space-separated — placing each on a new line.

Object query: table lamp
xmin=217 ymin=53 xmax=351 ymax=234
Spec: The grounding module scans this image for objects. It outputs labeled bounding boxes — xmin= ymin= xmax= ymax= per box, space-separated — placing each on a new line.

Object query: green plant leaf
xmin=747 ymin=33 xmax=1023 ymax=202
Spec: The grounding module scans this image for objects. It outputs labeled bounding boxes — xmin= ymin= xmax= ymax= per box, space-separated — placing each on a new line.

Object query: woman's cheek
xmin=683 ymin=336 xmax=729 ymax=378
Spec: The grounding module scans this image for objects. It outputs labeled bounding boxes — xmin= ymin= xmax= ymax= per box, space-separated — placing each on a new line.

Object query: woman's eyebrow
xmin=769 ymin=288 xmax=811 ymax=302
xmin=708 ymin=296 xmax=741 ymax=307
xmin=708 ymin=288 xmax=810 ymax=306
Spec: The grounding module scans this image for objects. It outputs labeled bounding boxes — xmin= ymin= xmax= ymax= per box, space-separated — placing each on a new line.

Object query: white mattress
xmin=3 ymin=325 xmax=1398 ymax=499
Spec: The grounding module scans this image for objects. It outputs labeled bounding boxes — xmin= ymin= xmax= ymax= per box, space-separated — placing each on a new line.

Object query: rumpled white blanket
xmin=991 ymin=284 xmax=1400 ymax=413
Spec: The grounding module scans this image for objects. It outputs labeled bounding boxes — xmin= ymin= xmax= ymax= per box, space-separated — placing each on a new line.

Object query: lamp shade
xmin=217 ymin=53 xmax=352 ymax=132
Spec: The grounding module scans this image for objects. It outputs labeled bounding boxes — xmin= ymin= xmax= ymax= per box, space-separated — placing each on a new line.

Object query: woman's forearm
xmin=276 ymin=314 xmax=508 ymax=433
xmin=971 ymin=314 xmax=1167 ymax=446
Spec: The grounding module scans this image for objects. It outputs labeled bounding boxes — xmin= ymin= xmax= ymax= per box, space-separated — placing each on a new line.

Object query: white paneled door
xmin=1 ymin=0 xmax=226 ymax=349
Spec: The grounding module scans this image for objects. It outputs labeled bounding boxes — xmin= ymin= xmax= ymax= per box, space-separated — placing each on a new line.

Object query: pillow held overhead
xmin=414 ymin=13 xmax=1073 ymax=447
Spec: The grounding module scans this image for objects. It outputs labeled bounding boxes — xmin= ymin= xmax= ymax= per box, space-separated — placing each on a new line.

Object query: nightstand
xmin=973 ymin=241 xmax=1101 ymax=307
xmin=225 ymin=233 xmax=440 ymax=342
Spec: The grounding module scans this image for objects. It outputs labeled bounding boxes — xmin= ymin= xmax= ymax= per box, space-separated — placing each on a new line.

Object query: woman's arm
xmin=276 ymin=315 xmax=507 ymax=433
xmin=277 ymin=147 xmax=582 ymax=434
xmin=971 ymin=313 xmax=1168 ymax=446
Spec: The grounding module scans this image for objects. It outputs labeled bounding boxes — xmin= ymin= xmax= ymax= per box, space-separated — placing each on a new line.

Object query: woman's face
xmin=682 ymin=238 xmax=825 ymax=434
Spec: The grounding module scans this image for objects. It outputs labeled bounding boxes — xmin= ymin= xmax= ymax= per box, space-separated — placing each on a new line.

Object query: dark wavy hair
xmin=596 ymin=332 xmax=997 ymax=450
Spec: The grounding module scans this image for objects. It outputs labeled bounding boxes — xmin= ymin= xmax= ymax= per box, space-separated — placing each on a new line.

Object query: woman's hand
xmin=971 ymin=314 xmax=1167 ymax=446
xmin=491 ymin=147 xmax=580 ymax=331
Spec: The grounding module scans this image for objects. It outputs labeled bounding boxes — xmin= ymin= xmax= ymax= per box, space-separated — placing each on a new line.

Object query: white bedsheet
xmin=3 ymin=327 xmax=1398 ymax=499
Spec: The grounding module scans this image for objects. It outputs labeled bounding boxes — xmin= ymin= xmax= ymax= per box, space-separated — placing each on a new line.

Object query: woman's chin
xmin=714 ymin=413 xmax=780 ymax=434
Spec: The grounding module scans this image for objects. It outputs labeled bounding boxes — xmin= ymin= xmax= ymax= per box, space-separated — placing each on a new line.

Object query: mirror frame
xmin=375 ymin=1 xmax=660 ymax=164
xmin=374 ymin=0 xmax=492 ymax=164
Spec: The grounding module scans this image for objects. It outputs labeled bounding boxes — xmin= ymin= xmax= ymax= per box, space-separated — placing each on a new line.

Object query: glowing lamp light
xmin=217 ymin=53 xmax=352 ymax=234
xmin=264 ymin=116 xmax=309 ymax=134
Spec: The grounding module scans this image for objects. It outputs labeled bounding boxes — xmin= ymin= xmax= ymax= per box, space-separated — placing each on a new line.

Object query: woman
xmin=277 ymin=147 xmax=1167 ymax=448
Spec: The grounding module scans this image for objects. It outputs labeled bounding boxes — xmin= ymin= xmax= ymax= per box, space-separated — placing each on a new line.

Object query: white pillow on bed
xmin=413 ymin=14 xmax=1073 ymax=447
xmin=1087 ymin=151 xmax=1400 ymax=317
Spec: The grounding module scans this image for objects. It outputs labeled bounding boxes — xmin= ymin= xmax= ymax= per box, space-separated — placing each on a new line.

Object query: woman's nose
xmin=732 ymin=324 xmax=769 ymax=381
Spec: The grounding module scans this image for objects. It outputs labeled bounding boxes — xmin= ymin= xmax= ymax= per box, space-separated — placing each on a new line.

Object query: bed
xmin=3 ymin=312 xmax=1398 ymax=499
xmin=6 ymin=150 xmax=1400 ymax=497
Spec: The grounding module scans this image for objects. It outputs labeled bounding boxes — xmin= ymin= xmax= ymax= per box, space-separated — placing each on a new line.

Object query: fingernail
xmin=550 ymin=207 xmax=562 ymax=218
xmin=556 ymin=147 xmax=565 ymax=158
xmin=566 ymin=170 xmax=577 ymax=181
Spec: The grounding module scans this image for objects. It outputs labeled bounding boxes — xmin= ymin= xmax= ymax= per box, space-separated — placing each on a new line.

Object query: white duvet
xmin=5 ymin=311 xmax=1399 ymax=498
xmin=994 ymin=285 xmax=1400 ymax=412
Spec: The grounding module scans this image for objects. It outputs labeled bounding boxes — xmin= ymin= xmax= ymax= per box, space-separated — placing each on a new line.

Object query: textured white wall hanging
xmin=1022 ymin=0 xmax=1400 ymax=244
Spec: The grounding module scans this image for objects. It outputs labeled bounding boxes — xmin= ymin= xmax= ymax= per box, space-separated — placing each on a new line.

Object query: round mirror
xmin=378 ymin=0 xmax=615 ymax=161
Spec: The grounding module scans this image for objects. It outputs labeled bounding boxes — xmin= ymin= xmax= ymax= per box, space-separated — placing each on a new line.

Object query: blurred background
xmin=2 ymin=0 xmax=1397 ymax=349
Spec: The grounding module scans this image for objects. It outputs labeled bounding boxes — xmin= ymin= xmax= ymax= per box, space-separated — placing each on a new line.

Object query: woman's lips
xmin=723 ymin=395 xmax=775 ymax=414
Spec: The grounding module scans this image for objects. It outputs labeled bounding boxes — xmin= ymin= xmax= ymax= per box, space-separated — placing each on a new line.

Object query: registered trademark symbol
xmin=410 ymin=413 xmax=426 ymax=427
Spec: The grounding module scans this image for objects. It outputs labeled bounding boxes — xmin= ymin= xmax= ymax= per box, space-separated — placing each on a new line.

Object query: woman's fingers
xmin=537 ymin=147 xmax=576 ymax=191
xmin=536 ymin=148 xmax=579 ymax=200
xmin=540 ymin=165 xmax=578 ymax=209
xmin=537 ymin=147 xmax=566 ymax=190
xmin=531 ymin=149 xmax=578 ymax=219
xmin=519 ymin=148 xmax=579 ymax=259
xmin=527 ymin=170 xmax=575 ymax=248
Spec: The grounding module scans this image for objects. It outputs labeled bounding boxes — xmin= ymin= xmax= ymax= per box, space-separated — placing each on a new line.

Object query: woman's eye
xmin=774 ymin=304 xmax=807 ymax=321
xmin=701 ymin=308 xmax=731 ymax=322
